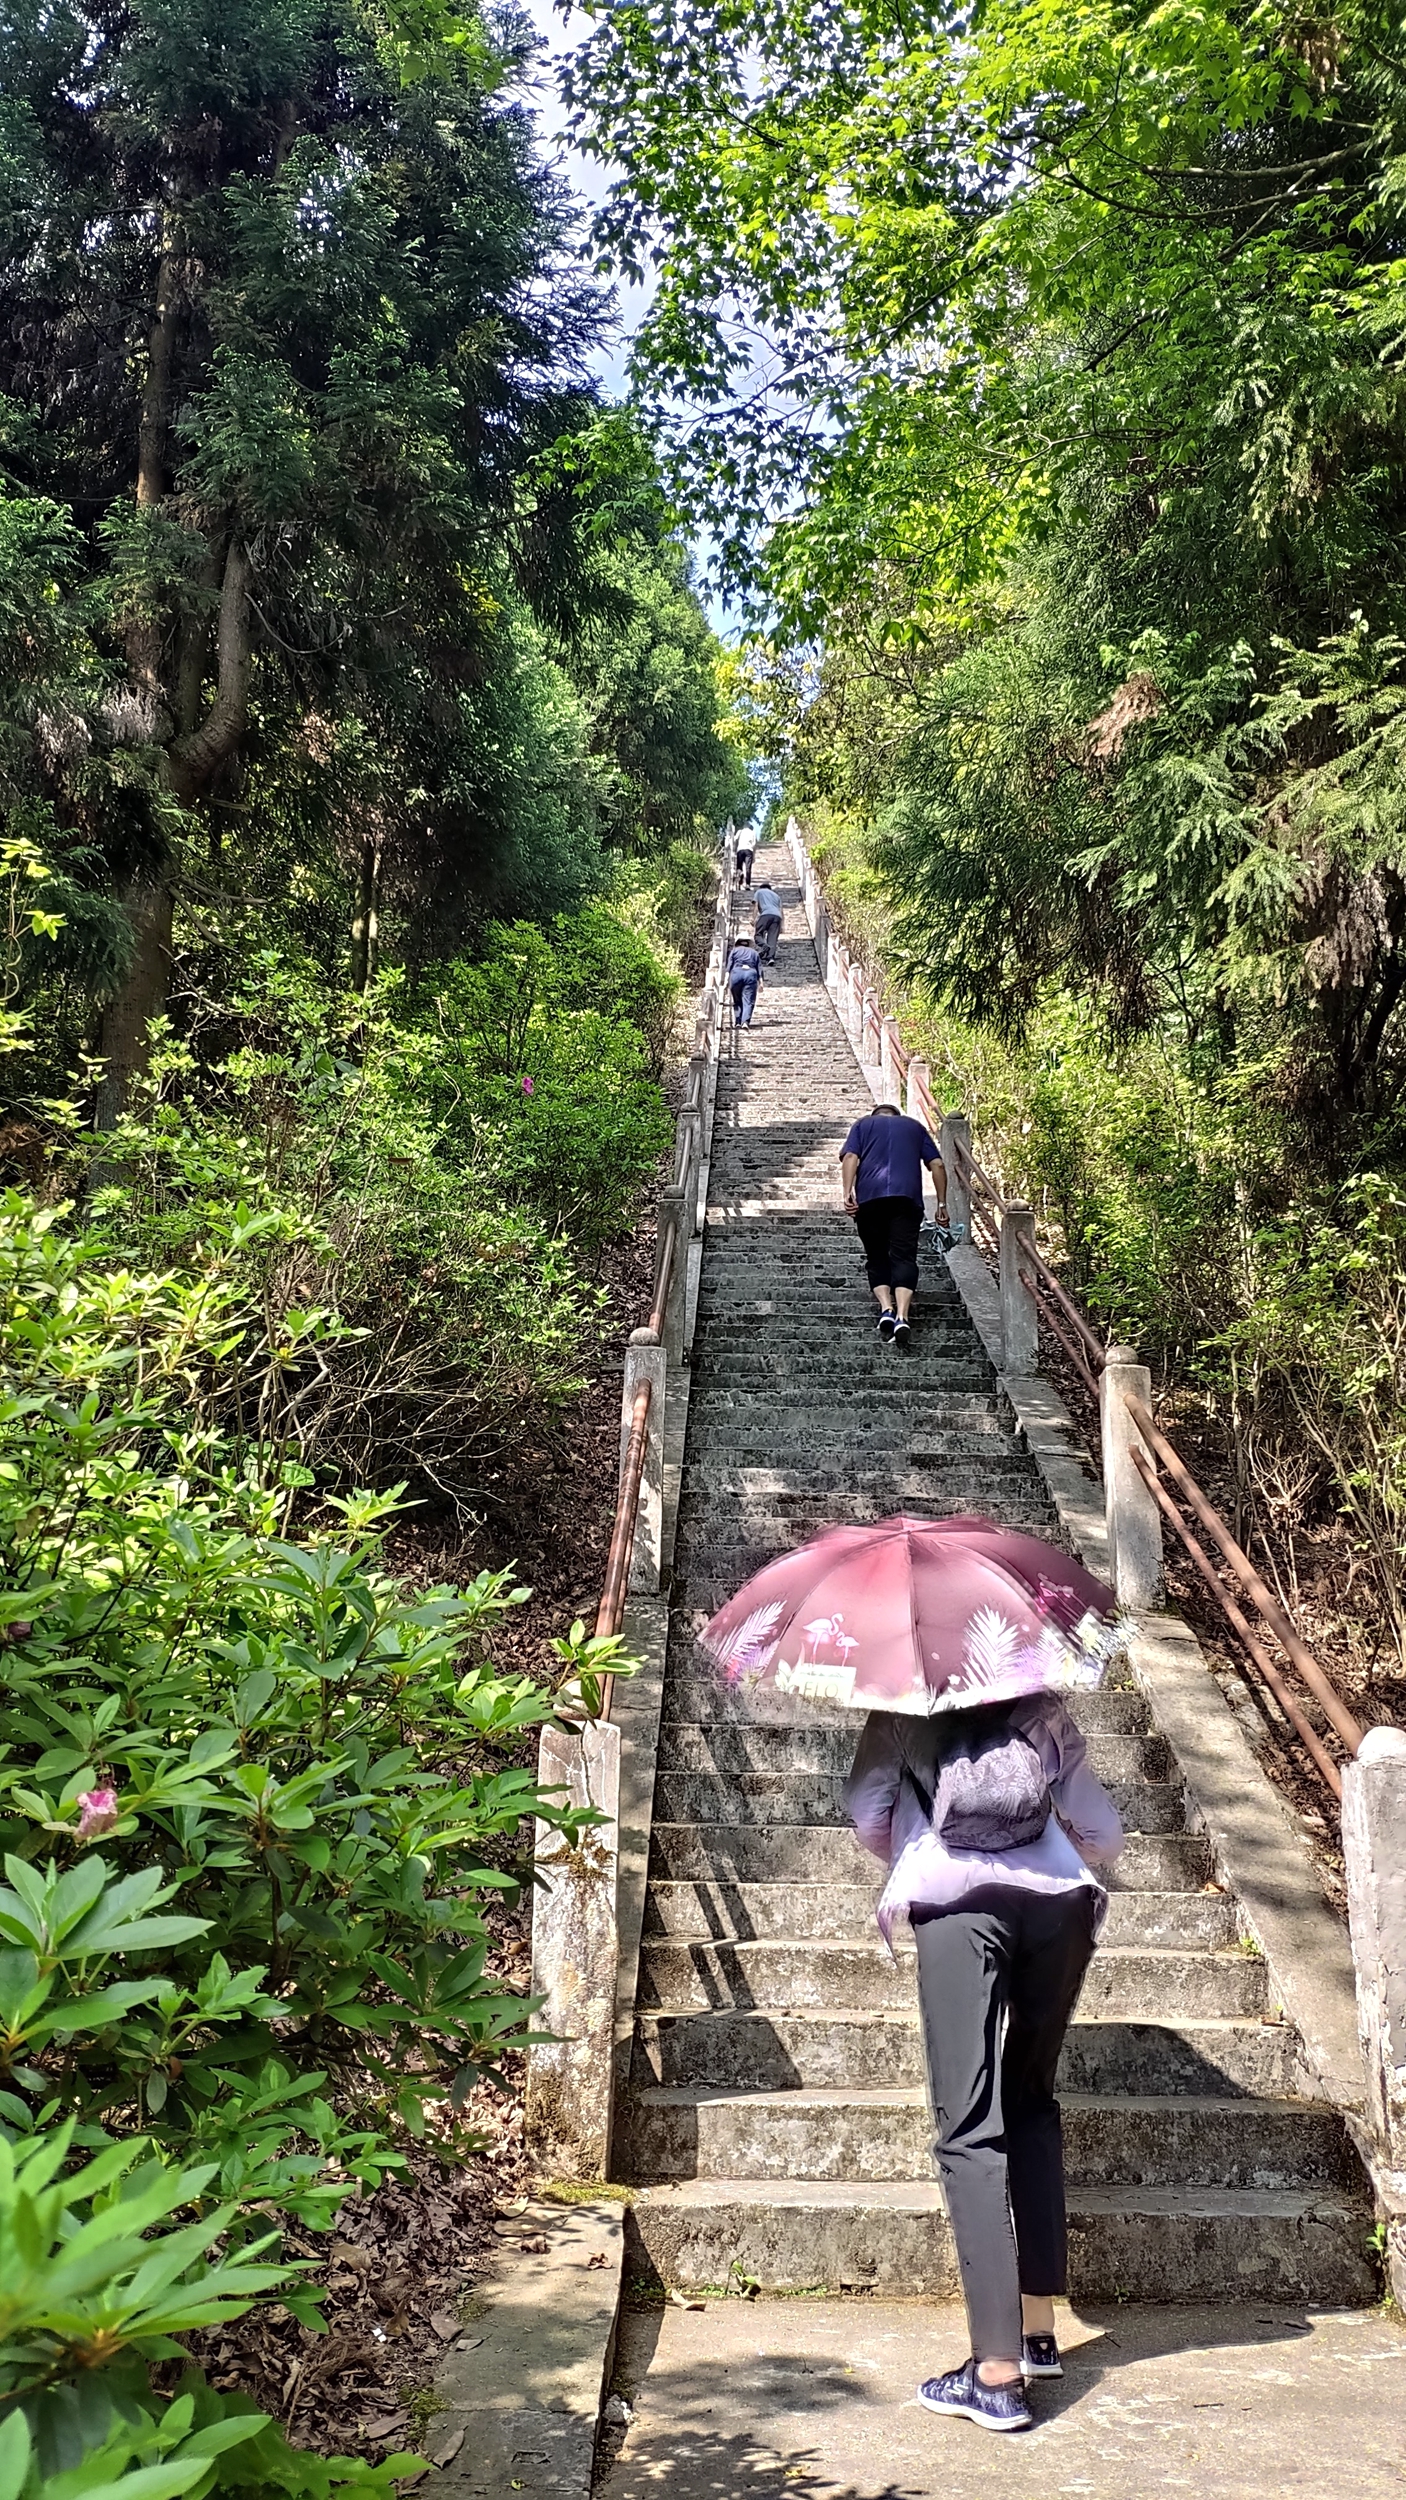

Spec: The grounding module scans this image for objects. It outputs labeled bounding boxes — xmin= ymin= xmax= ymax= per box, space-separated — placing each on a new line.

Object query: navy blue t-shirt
xmin=840 ymin=1112 xmax=940 ymax=1206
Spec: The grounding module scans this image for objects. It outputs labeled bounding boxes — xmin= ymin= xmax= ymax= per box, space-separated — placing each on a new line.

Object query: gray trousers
xmin=755 ymin=913 xmax=782 ymax=963
xmin=913 ymin=1884 xmax=1096 ymax=2359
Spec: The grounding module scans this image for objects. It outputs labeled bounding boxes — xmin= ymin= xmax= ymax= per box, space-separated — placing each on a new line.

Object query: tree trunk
xmin=351 ymin=836 xmax=382 ymax=993
xmin=95 ymin=879 xmax=175 ymax=1131
xmin=168 ymin=540 xmax=252 ymax=800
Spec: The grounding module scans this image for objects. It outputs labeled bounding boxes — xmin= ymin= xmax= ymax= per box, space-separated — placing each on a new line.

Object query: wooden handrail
xmin=1124 ymin=1391 xmax=1364 ymax=1756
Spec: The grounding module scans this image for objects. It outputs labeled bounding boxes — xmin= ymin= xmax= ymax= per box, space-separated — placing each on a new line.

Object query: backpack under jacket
xmin=898 ymin=1703 xmax=1051 ymax=1855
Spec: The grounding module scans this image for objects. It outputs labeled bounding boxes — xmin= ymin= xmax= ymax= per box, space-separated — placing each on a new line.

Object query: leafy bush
xmin=1221 ymin=1180 xmax=1406 ymax=1666
xmin=0 ymin=1189 xmax=614 ymax=2485
xmin=413 ymin=917 xmax=674 ymax=1240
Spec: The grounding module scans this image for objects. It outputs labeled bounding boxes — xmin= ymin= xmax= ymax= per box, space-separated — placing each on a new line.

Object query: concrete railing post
xmin=940 ymin=1113 xmax=972 ymax=1240
xmin=1099 ymin=1346 xmax=1163 ymax=1608
xmin=999 ymin=1201 xmax=1039 ymax=1377
xmin=880 ymin=1015 xmax=902 ymax=1104
xmin=1344 ymin=1726 xmax=1406 ymax=2306
xmin=674 ymin=1104 xmax=701 ymax=1199
xmin=906 ymin=1055 xmax=931 ymax=1126
xmin=861 ymin=987 xmax=880 ymax=1064
xmin=621 ymin=1337 xmax=666 ymax=1592
xmin=524 ymin=1715 xmax=621 ymax=2179
xmin=846 ymin=958 xmax=863 ymax=1043
xmin=655 ymin=1185 xmax=688 ymax=1370
xmin=679 ymin=1122 xmax=702 ymax=1261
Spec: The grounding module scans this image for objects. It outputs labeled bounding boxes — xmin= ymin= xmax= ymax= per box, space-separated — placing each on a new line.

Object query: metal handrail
xmin=594 ymin=1377 xmax=654 ymax=1719
xmin=949 ymin=1131 xmax=1007 ymax=1218
xmin=1018 ymin=1243 xmax=1107 ymax=1372
xmin=1128 ymin=1444 xmax=1344 ymax=1795
xmin=1022 ymin=1272 xmax=1101 ymax=1394
xmin=587 ymin=824 xmax=733 ymax=1711
xmin=1123 ymin=1390 xmax=1364 ymax=1758
xmin=644 ymin=1210 xmax=679 ymax=1344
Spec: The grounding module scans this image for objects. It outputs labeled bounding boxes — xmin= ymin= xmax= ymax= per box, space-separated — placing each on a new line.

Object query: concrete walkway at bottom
xmin=598 ymin=2297 xmax=1406 ymax=2497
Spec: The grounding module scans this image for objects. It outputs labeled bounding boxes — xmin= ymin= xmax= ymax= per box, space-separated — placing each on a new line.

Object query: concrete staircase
xmin=617 ymin=844 xmax=1374 ymax=2305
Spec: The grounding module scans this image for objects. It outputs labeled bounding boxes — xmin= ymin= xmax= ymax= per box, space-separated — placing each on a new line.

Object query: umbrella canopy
xmin=701 ymin=1514 xmax=1126 ymax=1716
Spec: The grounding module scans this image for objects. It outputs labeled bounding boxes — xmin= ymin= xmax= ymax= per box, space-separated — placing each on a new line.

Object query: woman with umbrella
xmin=705 ymin=1515 xmax=1127 ymax=2435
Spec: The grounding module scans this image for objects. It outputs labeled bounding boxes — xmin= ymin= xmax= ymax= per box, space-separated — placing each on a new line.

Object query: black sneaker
xmin=876 ymin=1310 xmax=896 ymax=1341
xmin=1022 ymin=2333 xmax=1062 ymax=2379
xmin=917 ymin=2360 xmax=1031 ymax=2433
xmin=892 ymin=1313 xmax=911 ymax=1345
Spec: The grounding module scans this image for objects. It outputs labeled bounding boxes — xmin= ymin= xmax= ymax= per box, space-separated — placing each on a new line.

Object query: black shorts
xmin=854 ymin=1194 xmax=922 ymax=1293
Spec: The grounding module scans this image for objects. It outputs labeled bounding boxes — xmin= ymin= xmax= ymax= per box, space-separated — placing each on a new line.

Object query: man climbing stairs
xmin=614 ymin=841 xmax=1374 ymax=2305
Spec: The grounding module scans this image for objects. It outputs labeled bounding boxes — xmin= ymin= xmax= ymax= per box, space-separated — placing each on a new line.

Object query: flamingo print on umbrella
xmin=703 ymin=1515 xmax=1129 ymax=1716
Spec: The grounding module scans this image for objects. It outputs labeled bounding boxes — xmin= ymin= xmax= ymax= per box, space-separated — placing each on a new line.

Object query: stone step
xmin=625 ymin=2178 xmax=1375 ymax=2304
xmin=686 ymin=1380 xmax=997 ymax=1411
xmin=652 ymin=1723 xmax=1171 ymax=1784
xmin=637 ymin=1940 xmax=1268 ymax=2020
xmin=673 ymin=1478 xmax=1047 ymax=1545
xmin=646 ymin=1821 xmax=1211 ymax=1889
xmin=641 ymin=1882 xmax=1239 ymax=1953
xmin=656 ymin=1675 xmax=1152 ymax=1734
xmin=677 ymin=1473 xmax=1037 ymax=1516
xmin=649 ymin=1770 xmax=1185 ymax=1832
xmin=682 ymin=1449 xmax=1021 ymax=1494
xmin=632 ymin=2008 xmax=1300 ymax=2096
xmin=618 ymin=2087 xmax=1359 ymax=2193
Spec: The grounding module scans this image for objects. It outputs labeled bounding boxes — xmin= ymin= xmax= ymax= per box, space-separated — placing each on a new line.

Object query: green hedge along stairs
xmin=613 ymin=838 xmax=1375 ymax=2304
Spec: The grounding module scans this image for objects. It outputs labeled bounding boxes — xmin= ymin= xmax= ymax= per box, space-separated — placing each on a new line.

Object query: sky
xmin=519 ymin=1 xmax=651 ymax=401
xmin=517 ymin=5 xmax=742 ymax=633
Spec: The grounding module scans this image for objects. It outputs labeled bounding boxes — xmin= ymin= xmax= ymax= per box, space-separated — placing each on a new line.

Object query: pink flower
xmin=75 ymin=1787 xmax=119 ymax=1842
xmin=520 ymin=1075 xmax=534 ymax=1095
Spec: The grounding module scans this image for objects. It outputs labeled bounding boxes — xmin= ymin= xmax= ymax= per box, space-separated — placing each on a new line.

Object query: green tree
xmin=0 ymin=0 xmax=610 ymax=1112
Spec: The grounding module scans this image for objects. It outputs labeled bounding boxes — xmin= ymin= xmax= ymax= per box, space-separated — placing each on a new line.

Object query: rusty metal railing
xmin=587 ymin=823 xmax=735 ymax=1712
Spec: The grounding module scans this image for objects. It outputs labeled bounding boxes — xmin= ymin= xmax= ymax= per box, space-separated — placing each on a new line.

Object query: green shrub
xmin=0 ymin=1190 xmax=614 ymax=2485
xmin=416 ymin=921 xmax=674 ymax=1242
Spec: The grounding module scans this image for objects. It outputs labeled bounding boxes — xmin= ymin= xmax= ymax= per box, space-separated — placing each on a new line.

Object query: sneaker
xmin=917 ymin=2359 xmax=1031 ymax=2433
xmin=892 ymin=1314 xmax=911 ymax=1345
xmin=876 ymin=1310 xmax=896 ymax=1341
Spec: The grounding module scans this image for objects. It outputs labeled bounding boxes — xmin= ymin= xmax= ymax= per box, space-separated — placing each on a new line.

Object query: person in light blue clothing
xmin=726 ymin=936 xmax=762 ymax=1026
xmin=752 ymin=885 xmax=783 ymax=963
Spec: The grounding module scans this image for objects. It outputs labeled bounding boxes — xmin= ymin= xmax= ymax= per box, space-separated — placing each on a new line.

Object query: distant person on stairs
xmin=753 ymin=884 xmax=783 ymax=964
xmin=726 ymin=934 xmax=763 ymax=1027
xmin=840 ymin=1101 xmax=945 ymax=1344
xmin=844 ymin=1698 xmax=1125 ymax=2433
xmin=735 ymin=833 xmax=756 ymax=887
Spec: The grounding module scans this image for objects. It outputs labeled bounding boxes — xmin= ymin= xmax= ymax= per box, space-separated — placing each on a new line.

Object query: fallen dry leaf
xmin=430 ymin=2312 xmax=460 ymax=2340
xmin=431 ymin=2428 xmax=466 ymax=2468
xmin=363 ymin=2415 xmax=409 ymax=2440
xmin=331 ymin=2240 xmax=372 ymax=2274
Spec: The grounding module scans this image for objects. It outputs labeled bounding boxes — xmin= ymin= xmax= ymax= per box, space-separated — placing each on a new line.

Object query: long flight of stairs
xmin=616 ymin=843 xmax=1374 ymax=2305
